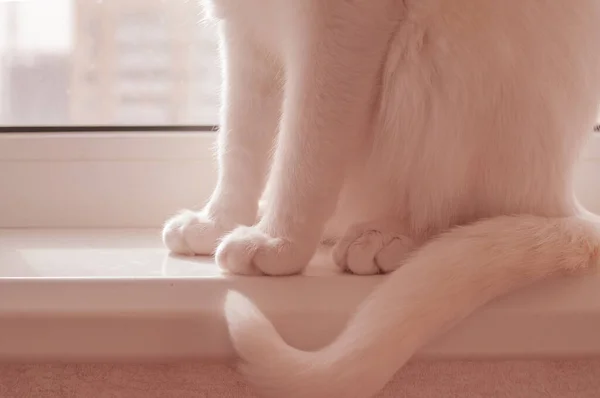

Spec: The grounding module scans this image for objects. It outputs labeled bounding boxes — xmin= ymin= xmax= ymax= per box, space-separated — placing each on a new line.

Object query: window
xmin=0 ymin=0 xmax=219 ymax=127
xmin=0 ymin=0 xmax=219 ymax=227
xmin=0 ymin=0 xmax=599 ymax=367
xmin=0 ymin=0 xmax=599 ymax=228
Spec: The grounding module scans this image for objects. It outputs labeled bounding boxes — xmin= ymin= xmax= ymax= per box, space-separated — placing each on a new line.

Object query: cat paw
xmin=162 ymin=210 xmax=233 ymax=256
xmin=332 ymin=222 xmax=416 ymax=275
xmin=215 ymin=226 xmax=313 ymax=276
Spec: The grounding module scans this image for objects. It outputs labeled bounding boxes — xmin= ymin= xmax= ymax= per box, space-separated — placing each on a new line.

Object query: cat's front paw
xmin=333 ymin=222 xmax=416 ymax=275
xmin=215 ymin=226 xmax=313 ymax=276
xmin=162 ymin=210 xmax=233 ymax=256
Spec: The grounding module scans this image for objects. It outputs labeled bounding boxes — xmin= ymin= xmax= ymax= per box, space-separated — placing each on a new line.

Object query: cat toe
xmin=216 ymin=226 xmax=311 ymax=276
xmin=162 ymin=210 xmax=229 ymax=256
xmin=333 ymin=223 xmax=415 ymax=275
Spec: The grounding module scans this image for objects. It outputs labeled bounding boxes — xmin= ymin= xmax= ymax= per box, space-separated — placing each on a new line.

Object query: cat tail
xmin=225 ymin=214 xmax=600 ymax=398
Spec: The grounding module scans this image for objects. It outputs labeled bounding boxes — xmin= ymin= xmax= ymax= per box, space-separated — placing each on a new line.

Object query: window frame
xmin=0 ymin=131 xmax=217 ymax=227
xmin=0 ymin=131 xmax=599 ymax=228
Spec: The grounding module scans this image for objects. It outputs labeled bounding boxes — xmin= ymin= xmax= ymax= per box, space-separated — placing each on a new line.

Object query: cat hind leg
xmin=333 ymin=219 xmax=417 ymax=275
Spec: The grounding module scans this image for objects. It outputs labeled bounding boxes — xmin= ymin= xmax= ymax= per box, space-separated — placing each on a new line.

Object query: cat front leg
xmin=215 ymin=3 xmax=399 ymax=275
xmin=163 ymin=22 xmax=281 ymax=256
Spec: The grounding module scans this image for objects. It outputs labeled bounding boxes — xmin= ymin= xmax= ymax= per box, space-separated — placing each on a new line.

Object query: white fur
xmin=164 ymin=1 xmax=600 ymax=396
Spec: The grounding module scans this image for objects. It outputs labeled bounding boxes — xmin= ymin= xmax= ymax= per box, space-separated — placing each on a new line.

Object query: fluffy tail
xmin=225 ymin=215 xmax=600 ymax=398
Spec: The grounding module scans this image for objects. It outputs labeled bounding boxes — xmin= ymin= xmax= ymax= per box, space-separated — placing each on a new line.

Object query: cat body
xmin=164 ymin=1 xmax=600 ymax=396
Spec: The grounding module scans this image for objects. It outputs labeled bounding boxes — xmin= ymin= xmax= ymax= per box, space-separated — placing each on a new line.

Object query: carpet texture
xmin=1 ymin=360 xmax=600 ymax=397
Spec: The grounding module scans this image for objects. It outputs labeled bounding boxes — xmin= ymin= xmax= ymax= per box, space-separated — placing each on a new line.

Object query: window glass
xmin=0 ymin=0 xmax=220 ymax=127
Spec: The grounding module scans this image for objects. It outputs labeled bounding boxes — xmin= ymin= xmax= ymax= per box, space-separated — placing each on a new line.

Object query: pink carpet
xmin=1 ymin=360 xmax=599 ymax=397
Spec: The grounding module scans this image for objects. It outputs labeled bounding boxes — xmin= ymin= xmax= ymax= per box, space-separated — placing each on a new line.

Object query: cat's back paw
xmin=332 ymin=221 xmax=416 ymax=275
xmin=162 ymin=210 xmax=233 ymax=256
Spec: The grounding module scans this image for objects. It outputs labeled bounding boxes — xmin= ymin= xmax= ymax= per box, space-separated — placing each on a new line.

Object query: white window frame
xmin=0 ymin=131 xmax=599 ymax=227
xmin=0 ymin=131 xmax=217 ymax=227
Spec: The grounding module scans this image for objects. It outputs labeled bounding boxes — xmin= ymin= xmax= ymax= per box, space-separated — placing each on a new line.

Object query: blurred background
xmin=0 ymin=0 xmax=597 ymax=129
xmin=0 ymin=0 xmax=220 ymax=127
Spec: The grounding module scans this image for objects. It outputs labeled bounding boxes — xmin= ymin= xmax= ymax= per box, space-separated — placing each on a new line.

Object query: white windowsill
xmin=2 ymin=228 xmax=600 ymax=362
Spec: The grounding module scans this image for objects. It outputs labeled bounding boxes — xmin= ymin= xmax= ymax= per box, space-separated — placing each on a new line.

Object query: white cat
xmin=163 ymin=1 xmax=600 ymax=397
